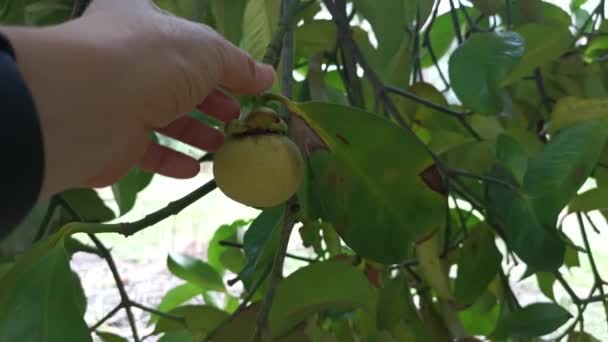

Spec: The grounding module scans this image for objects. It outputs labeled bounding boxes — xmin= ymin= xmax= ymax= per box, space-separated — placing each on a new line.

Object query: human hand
xmin=1 ymin=0 xmax=275 ymax=197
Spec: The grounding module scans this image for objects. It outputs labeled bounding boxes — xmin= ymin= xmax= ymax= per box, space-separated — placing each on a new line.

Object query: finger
xmin=216 ymin=40 xmax=276 ymax=95
xmin=139 ymin=143 xmax=200 ymax=179
xmin=156 ymin=116 xmax=224 ymax=152
xmin=197 ymin=89 xmax=240 ymax=123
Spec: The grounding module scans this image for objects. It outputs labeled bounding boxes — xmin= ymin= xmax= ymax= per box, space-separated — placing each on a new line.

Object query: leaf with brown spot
xmin=289 ymin=101 xmax=444 ymax=264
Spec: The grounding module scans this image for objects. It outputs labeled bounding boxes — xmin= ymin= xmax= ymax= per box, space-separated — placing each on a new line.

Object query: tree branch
xmin=219 ymin=240 xmax=316 ymax=263
xmin=577 ymin=213 xmax=608 ymax=331
xmin=58 ymin=196 xmax=140 ymax=341
xmin=384 ymin=85 xmax=481 ymax=140
xmin=205 ymin=265 xmax=272 ymax=341
xmin=448 ymin=0 xmax=463 ymax=44
xmin=119 ymin=180 xmax=217 ymax=236
xmin=129 ymin=301 xmax=187 ymax=327
xmin=253 ymin=198 xmax=299 ymax=342
xmin=89 ymin=303 xmax=122 ymax=332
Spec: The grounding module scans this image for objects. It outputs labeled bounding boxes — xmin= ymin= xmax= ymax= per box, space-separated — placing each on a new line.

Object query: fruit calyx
xmin=225 ymin=106 xmax=288 ymax=138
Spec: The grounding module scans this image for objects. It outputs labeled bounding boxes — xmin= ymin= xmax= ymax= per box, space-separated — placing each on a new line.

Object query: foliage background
xmin=1 ymin=0 xmax=608 ymax=341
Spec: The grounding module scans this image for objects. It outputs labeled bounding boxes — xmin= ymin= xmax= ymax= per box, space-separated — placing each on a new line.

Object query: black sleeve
xmin=0 ymin=33 xmax=45 ymax=240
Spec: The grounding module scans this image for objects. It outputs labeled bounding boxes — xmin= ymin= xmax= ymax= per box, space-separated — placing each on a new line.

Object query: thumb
xmin=215 ymin=40 xmax=276 ymax=95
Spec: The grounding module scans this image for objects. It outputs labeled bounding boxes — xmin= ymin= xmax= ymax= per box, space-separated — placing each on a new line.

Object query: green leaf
xmin=24 ymin=0 xmax=71 ymax=26
xmin=504 ymin=191 xmax=566 ymax=271
xmin=269 ymin=260 xmax=376 ymax=337
xmin=458 ymin=291 xmax=500 ymax=336
xmin=148 ymin=283 xmax=202 ymax=325
xmin=486 ymin=165 xmax=565 ymax=271
xmin=449 ymin=31 xmax=525 ymax=114
xmin=61 ymin=188 xmax=115 ymax=222
xmin=167 ymin=254 xmax=225 ymax=292
xmin=158 ymin=331 xmax=193 ymax=342
xmin=471 ymin=0 xmax=501 ymax=15
xmin=377 ymin=275 xmax=429 ymax=341
xmin=492 ymin=302 xmax=572 ymax=339
xmin=209 ymin=0 xmax=247 ymax=44
xmin=568 ymin=331 xmax=601 ymax=342
xmin=213 ymin=303 xmax=309 ymax=341
xmin=503 ymin=23 xmax=573 ymax=85
xmin=496 ymin=133 xmax=529 ymax=185
xmin=207 ymin=219 xmax=249 ymax=274
xmin=524 ymin=120 xmax=608 ymax=227
xmin=548 ymin=97 xmax=608 ymax=134
xmin=0 ymin=230 xmax=91 ymax=341
xmin=111 ymin=167 xmax=154 ymax=216
xmin=455 ymin=223 xmax=502 ymax=305
xmin=569 ymin=185 xmax=608 ymax=213
xmin=421 ymin=9 xmax=471 ymax=68
xmin=293 ymin=101 xmax=444 ymax=264
xmin=153 ymin=0 xmax=208 ymax=22
xmin=96 ymin=331 xmax=129 ymax=342
xmin=240 ymin=0 xmax=280 ymax=60
xmin=238 ymin=205 xmax=285 ymax=289
xmin=154 ymin=304 xmax=228 ymax=336
xmin=352 ymin=0 xmax=410 ymax=64
xmin=536 ymin=272 xmax=556 ymax=301
xmin=294 ymin=20 xmax=336 ymax=59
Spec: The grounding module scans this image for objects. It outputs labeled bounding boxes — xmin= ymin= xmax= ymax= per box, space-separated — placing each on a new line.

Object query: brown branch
xmin=253 ymin=198 xmax=299 ymax=342
xmin=120 ymin=180 xmax=217 ymax=236
xmin=58 ymin=196 xmax=140 ymax=341
xmin=129 ymin=301 xmax=186 ymax=327
xmin=89 ymin=303 xmax=122 ymax=332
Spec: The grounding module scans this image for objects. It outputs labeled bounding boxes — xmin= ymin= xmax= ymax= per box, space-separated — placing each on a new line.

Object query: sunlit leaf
xmin=548 ymin=96 xmax=608 ymax=134
xmin=148 ymin=283 xmax=202 ymax=325
xmin=207 ymin=219 xmax=250 ymax=274
xmin=167 ymin=254 xmax=225 ymax=292
xmin=209 ymin=0 xmax=247 ymax=44
xmin=153 ymin=305 xmax=228 ymax=336
xmin=111 ymin=167 xmax=154 ymax=216
xmin=240 ymin=0 xmax=280 ymax=60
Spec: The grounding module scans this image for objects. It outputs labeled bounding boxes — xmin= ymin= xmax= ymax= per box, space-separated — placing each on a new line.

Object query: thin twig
xmin=57 ymin=196 xmax=140 ymax=341
xmin=577 ymin=213 xmax=608 ymax=331
xmin=253 ymin=199 xmax=299 ymax=342
xmin=89 ymin=303 xmax=122 ymax=332
xmin=533 ymin=69 xmax=554 ymax=113
xmin=130 ymin=301 xmax=187 ymax=327
xmin=423 ymin=1 xmax=451 ymax=92
xmin=448 ymin=0 xmax=463 ymax=44
xmin=205 ymin=265 xmax=272 ymax=341
xmin=88 ymin=234 xmax=140 ymax=342
xmin=384 ymin=85 xmax=481 ymax=140
xmin=219 ymin=240 xmax=316 ymax=263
